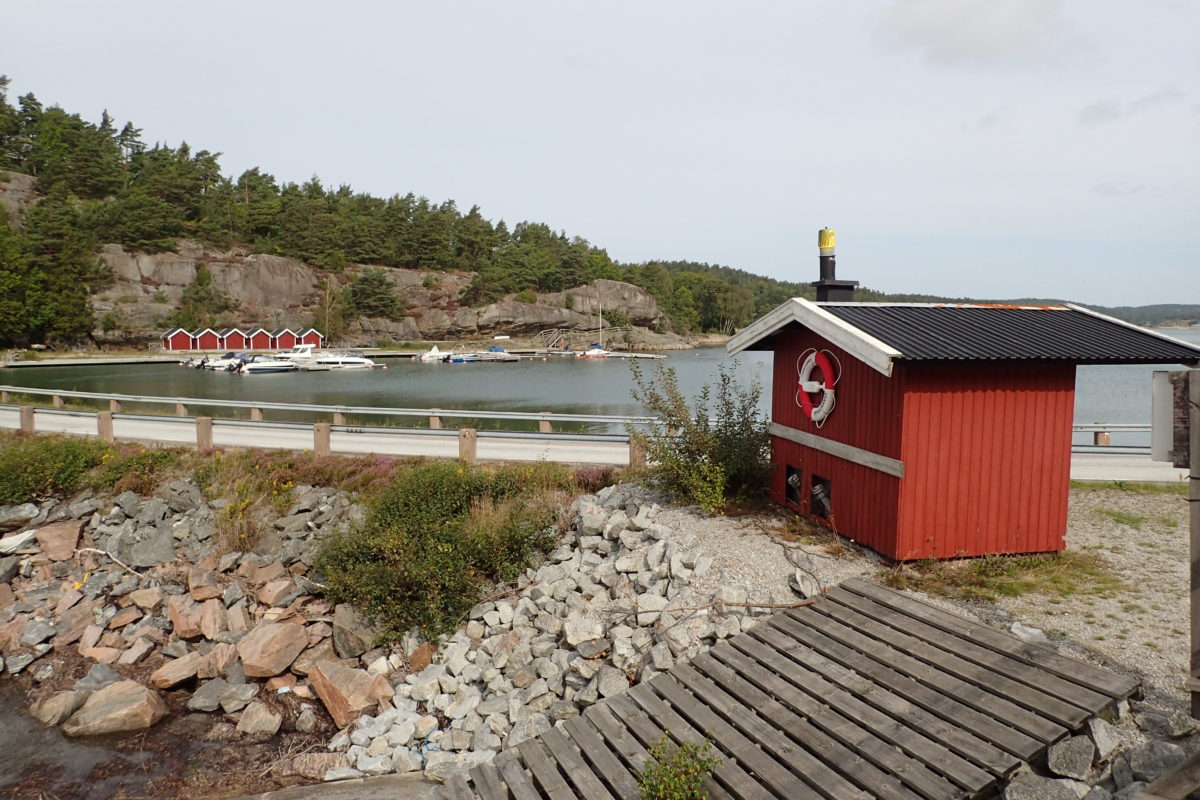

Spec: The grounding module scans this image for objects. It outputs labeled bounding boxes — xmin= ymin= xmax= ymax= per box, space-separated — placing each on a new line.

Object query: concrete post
xmin=52 ymin=395 xmax=64 ymax=409
xmin=19 ymin=406 xmax=34 ymax=433
xmin=429 ymin=415 xmax=442 ymax=429
xmin=196 ymin=417 xmax=213 ymax=450
xmin=109 ymin=399 xmax=121 ymax=413
xmin=0 ymin=390 xmax=9 ymax=403
xmin=175 ymin=403 xmax=188 ymax=417
xmin=459 ymin=428 xmax=477 ymax=463
xmin=538 ymin=414 xmax=553 ymax=434
xmin=97 ymin=411 xmax=114 ymax=443
xmin=333 ymin=412 xmax=346 ymax=426
xmin=628 ymin=437 xmax=646 ymax=468
xmin=314 ymin=422 xmax=332 ymax=456
xmin=1094 ymin=430 xmax=1112 ymax=447
xmin=250 ymin=407 xmax=263 ymax=422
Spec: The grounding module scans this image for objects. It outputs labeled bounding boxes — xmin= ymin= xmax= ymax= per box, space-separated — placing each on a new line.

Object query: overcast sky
xmin=4 ymin=0 xmax=1197 ymax=306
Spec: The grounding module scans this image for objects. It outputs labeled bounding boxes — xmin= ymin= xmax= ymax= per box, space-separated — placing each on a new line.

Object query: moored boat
xmin=306 ymin=350 xmax=377 ymax=370
xmin=233 ymin=354 xmax=298 ymax=374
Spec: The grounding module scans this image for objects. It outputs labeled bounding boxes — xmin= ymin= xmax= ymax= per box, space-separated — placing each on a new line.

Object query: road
xmin=0 ymin=406 xmax=1187 ymax=480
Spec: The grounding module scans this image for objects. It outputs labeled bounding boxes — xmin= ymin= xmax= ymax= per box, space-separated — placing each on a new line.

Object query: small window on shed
xmin=785 ymin=465 xmax=803 ymax=505
xmin=811 ymin=475 xmax=832 ymax=519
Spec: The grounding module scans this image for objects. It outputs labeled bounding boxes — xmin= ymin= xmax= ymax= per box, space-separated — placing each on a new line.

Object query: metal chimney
xmin=812 ymin=227 xmax=858 ymax=302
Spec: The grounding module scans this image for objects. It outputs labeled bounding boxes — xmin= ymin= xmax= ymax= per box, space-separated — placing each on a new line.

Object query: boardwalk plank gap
xmin=451 ymin=581 xmax=1138 ymax=799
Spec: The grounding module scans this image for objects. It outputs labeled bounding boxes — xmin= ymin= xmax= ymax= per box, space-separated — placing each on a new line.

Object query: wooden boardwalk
xmin=440 ymin=578 xmax=1139 ymax=800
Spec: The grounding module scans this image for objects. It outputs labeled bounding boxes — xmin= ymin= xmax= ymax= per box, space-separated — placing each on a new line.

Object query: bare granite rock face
xmin=237 ymin=622 xmax=309 ymax=677
xmin=61 ymin=680 xmax=167 ymax=736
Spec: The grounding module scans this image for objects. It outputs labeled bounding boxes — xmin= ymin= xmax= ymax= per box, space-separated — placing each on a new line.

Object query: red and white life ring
xmin=796 ymin=349 xmax=840 ymax=426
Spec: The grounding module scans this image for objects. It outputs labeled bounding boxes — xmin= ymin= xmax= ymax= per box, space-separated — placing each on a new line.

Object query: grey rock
xmin=114 ymin=492 xmax=141 ymax=517
xmin=0 ymin=503 xmax=39 ymax=532
xmin=1129 ymin=740 xmax=1185 ymax=783
xmin=596 ymin=666 xmax=627 ymax=698
xmin=128 ymin=528 xmax=175 ymax=568
xmin=391 ymin=747 xmax=424 ymax=773
xmin=1009 ymin=622 xmax=1050 ymax=645
xmin=332 ymin=604 xmax=379 ymax=659
xmin=323 ymin=767 xmax=364 ymax=782
xmin=1082 ymin=787 xmax=1112 ymax=800
xmin=75 ymin=663 xmax=121 ymax=691
xmin=1088 ymin=717 xmax=1121 ymax=762
xmin=1002 ymin=771 xmax=1081 ymax=800
xmin=1112 ymin=755 xmax=1133 ymax=789
xmin=136 ymin=498 xmax=167 ymax=526
xmin=20 ymin=619 xmax=56 ymax=646
xmin=1114 ymin=784 xmax=1147 ymax=800
xmin=1047 ymin=735 xmax=1095 ymax=780
xmin=6 ymin=653 xmax=35 ymax=674
xmin=295 ymin=706 xmax=319 ymax=733
xmin=0 ymin=529 xmax=37 ymax=554
xmin=188 ymin=678 xmax=229 ymax=712
xmin=218 ymin=682 xmax=259 ymax=713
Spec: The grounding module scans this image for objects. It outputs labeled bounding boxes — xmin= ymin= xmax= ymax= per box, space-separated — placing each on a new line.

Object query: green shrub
xmin=314 ymin=461 xmax=566 ymax=639
xmin=514 ymin=288 xmax=538 ymax=304
xmin=638 ymin=733 xmax=722 ymax=800
xmin=0 ymin=434 xmax=111 ymax=504
xmin=91 ymin=447 xmax=181 ymax=494
xmin=628 ymin=362 xmax=768 ymax=514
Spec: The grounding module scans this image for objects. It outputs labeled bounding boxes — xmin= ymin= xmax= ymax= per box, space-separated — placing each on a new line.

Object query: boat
xmin=232 ymin=354 xmax=298 ymax=374
xmin=575 ymin=344 xmax=611 ymax=358
xmin=442 ymin=346 xmax=519 ymax=364
xmin=417 ymin=345 xmax=444 ymax=363
xmin=203 ymin=352 xmax=248 ymax=370
xmin=273 ymin=343 xmax=317 ymax=363
xmin=305 ymin=349 xmax=377 ymax=370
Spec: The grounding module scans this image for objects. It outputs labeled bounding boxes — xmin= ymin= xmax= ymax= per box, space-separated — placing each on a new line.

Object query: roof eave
xmin=727 ymin=298 xmax=901 ymax=377
xmin=1066 ymin=304 xmax=1200 ymax=364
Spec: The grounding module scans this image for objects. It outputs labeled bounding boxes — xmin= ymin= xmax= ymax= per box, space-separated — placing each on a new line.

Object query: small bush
xmin=315 ymin=461 xmax=570 ymax=640
xmin=638 ymin=733 xmax=722 ymax=800
xmin=0 ymin=434 xmax=111 ymax=504
xmin=514 ymin=288 xmax=537 ymax=304
xmin=628 ymin=361 xmax=768 ymax=514
xmin=91 ymin=447 xmax=182 ymax=495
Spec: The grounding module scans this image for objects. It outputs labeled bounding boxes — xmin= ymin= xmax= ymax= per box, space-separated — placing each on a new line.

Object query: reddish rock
xmin=127 ymin=625 xmax=164 ymax=644
xmin=188 ymin=567 xmax=222 ymax=601
xmin=408 ymin=642 xmax=436 ymax=672
xmin=257 ymin=579 xmax=294 ymax=607
xmin=82 ymin=646 xmax=121 ymax=664
xmin=290 ymin=638 xmax=336 ymax=676
xmin=62 ymin=680 xmax=167 ymax=736
xmin=289 ymin=753 xmax=349 ymax=780
xmin=127 ymin=587 xmax=164 ymax=611
xmin=308 ymin=659 xmax=393 ymax=728
xmin=36 ymin=520 xmax=82 ymax=561
xmin=167 ymin=594 xmax=203 ymax=639
xmin=54 ymin=600 xmax=97 ymax=648
xmin=77 ymin=623 xmax=103 ymax=653
xmin=236 ymin=701 xmax=282 ymax=736
xmin=150 ymin=650 xmax=203 ymax=688
xmin=107 ymin=606 xmax=142 ymax=630
xmin=236 ymin=622 xmax=307 ymax=677
xmin=198 ymin=642 xmax=238 ymax=679
xmin=54 ymin=588 xmax=83 ymax=617
xmin=225 ymin=603 xmax=251 ymax=632
xmin=31 ymin=689 xmax=91 ymax=726
xmin=265 ymin=674 xmax=297 ymax=692
xmin=0 ymin=584 xmax=13 ymax=608
xmin=200 ymin=598 xmax=226 ymax=640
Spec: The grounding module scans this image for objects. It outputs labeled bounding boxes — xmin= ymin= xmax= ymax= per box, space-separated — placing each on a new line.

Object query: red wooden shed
xmin=246 ymin=327 xmax=272 ymax=350
xmin=161 ymin=328 xmax=193 ymax=351
xmin=271 ymin=328 xmax=297 ymax=350
xmin=728 ymin=233 xmax=1200 ymax=560
xmin=219 ymin=328 xmax=247 ymax=350
xmin=193 ymin=328 xmax=220 ymax=351
xmin=297 ymin=328 xmax=324 ymax=348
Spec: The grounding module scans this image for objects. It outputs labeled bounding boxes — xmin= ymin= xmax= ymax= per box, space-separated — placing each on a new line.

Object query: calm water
xmin=3 ymin=330 xmax=1198 ymax=443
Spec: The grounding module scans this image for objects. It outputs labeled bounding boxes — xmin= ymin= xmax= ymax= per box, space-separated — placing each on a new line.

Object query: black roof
xmin=819 ymin=304 xmax=1200 ymax=364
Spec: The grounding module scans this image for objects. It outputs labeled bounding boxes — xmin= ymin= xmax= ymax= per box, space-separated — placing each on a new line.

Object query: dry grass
xmin=1070 ymin=479 xmax=1187 ymax=496
xmin=879 ymin=550 xmax=1126 ymax=603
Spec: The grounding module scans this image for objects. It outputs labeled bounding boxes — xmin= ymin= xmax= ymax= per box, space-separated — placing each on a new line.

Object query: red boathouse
xmin=219 ymin=328 xmax=247 ymax=350
xmin=193 ymin=328 xmax=220 ymax=351
xmin=271 ymin=328 xmax=297 ymax=350
xmin=297 ymin=328 xmax=324 ymax=348
xmin=161 ymin=328 xmax=193 ymax=351
xmin=728 ymin=230 xmax=1200 ymax=560
xmin=246 ymin=327 xmax=272 ymax=350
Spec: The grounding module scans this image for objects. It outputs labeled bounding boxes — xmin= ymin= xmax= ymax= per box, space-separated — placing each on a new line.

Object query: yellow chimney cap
xmin=818 ymin=227 xmax=836 ymax=255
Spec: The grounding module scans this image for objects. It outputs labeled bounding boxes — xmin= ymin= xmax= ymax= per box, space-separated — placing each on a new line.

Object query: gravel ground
xmin=652 ymin=485 xmax=1192 ymax=711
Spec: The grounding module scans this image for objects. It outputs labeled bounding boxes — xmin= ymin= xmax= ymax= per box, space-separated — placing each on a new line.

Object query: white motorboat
xmin=204 ymin=352 xmax=248 ymax=370
xmin=273 ymin=343 xmax=317 ymax=362
xmin=417 ymin=345 xmax=443 ymax=363
xmin=306 ymin=349 xmax=377 ymax=370
xmin=443 ymin=346 xmax=519 ymax=363
xmin=574 ymin=344 xmax=611 ymax=358
xmin=233 ymin=354 xmax=298 ymax=374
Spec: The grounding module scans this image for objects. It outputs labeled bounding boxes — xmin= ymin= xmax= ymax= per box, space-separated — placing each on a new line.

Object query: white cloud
xmin=1079 ymin=88 xmax=1186 ymax=125
xmin=1091 ymin=182 xmax=1145 ymax=197
xmin=874 ymin=0 xmax=1083 ymax=69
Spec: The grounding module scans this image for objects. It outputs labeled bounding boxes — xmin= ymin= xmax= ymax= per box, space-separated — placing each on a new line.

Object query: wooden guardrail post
xmin=628 ymin=437 xmax=646 ymax=468
xmin=538 ymin=413 xmax=552 ymax=434
xmin=429 ymin=415 xmax=442 ymax=429
xmin=332 ymin=412 xmax=346 ymax=426
xmin=0 ymin=390 xmax=9 ymax=403
xmin=196 ymin=417 xmax=213 ymax=449
xmin=97 ymin=411 xmax=114 ymax=443
xmin=1094 ymin=430 xmax=1111 ymax=446
xmin=314 ymin=422 xmax=331 ymax=456
xmin=109 ymin=399 xmax=121 ymax=413
xmin=250 ymin=408 xmax=263 ymax=422
xmin=19 ymin=405 xmax=34 ymax=433
xmin=52 ymin=395 xmax=64 ymax=408
xmin=459 ymin=428 xmax=477 ymax=463
xmin=175 ymin=403 xmax=188 ymax=417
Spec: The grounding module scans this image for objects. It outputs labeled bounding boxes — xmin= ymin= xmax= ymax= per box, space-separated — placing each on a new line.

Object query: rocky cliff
xmin=90 ymin=242 xmax=668 ymax=346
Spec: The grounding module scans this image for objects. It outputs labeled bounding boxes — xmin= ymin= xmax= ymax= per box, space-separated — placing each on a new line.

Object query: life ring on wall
xmin=795 ymin=348 xmax=841 ymax=427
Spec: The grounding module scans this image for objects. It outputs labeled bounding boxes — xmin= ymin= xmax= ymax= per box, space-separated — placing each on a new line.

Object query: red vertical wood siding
xmin=223 ymin=332 xmax=247 ymax=349
xmin=275 ymin=331 xmax=297 ymax=349
xmin=195 ymin=331 xmax=219 ymax=350
xmin=299 ymin=332 xmax=322 ymax=347
xmin=164 ymin=332 xmax=192 ymax=350
xmin=894 ymin=362 xmax=1075 ymax=559
xmin=769 ymin=327 xmax=905 ymax=554
xmin=248 ymin=332 xmax=271 ymax=350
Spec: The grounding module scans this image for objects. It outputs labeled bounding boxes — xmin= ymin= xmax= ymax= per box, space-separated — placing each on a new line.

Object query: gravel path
xmin=655 ymin=485 xmax=1191 ymax=709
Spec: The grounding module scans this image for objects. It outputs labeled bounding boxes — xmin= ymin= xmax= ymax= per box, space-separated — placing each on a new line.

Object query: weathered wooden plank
xmin=640 ymin=676 xmax=840 ymax=800
xmin=495 ymin=754 xmax=542 ymax=800
xmin=584 ymin=703 xmax=653 ymax=775
xmin=516 ymin=737 xmax=576 ymax=800
xmin=814 ymin=589 xmax=1088 ymax=729
xmin=563 ymin=714 xmax=642 ymax=799
xmin=672 ymin=661 xmax=932 ymax=800
xmin=826 ymin=585 xmax=1112 ymax=714
xmin=791 ymin=601 xmax=1068 ymax=742
xmin=607 ymin=691 xmax=749 ymax=800
xmin=444 ymin=774 xmax=476 ymax=800
xmin=693 ymin=647 xmax=963 ymax=800
xmin=725 ymin=628 xmax=991 ymax=795
xmin=841 ymin=578 xmax=1139 ymax=700
xmin=468 ymin=764 xmax=509 ymax=800
xmin=762 ymin=610 xmax=1036 ymax=765
xmin=541 ymin=725 xmax=616 ymax=800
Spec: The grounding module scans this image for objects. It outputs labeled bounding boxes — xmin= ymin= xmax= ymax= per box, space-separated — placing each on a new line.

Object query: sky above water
xmin=3 ymin=0 xmax=1197 ymax=306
